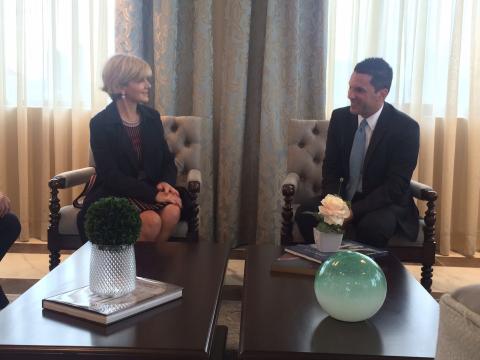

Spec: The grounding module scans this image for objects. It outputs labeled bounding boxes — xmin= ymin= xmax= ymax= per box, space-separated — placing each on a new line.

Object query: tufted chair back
xmin=161 ymin=116 xmax=201 ymax=187
xmin=287 ymin=119 xmax=329 ymax=204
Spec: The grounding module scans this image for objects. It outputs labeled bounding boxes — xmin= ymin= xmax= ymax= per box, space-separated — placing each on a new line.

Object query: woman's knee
xmin=160 ymin=205 xmax=181 ymax=226
xmin=140 ymin=211 xmax=162 ymax=239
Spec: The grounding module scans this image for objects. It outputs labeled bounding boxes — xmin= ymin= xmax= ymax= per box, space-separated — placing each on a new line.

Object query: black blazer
xmin=321 ymin=102 xmax=420 ymax=239
xmin=83 ymin=102 xmax=177 ymax=209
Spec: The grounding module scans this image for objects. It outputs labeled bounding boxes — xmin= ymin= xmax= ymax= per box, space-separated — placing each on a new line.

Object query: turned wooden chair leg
xmin=48 ymin=178 xmax=62 ymax=271
xmin=420 ymin=189 xmax=437 ymax=293
xmin=49 ymin=250 xmax=61 ymax=271
xmin=421 ymin=264 xmax=433 ymax=293
xmin=187 ymin=181 xmax=200 ymax=242
xmin=281 ymin=184 xmax=295 ymax=245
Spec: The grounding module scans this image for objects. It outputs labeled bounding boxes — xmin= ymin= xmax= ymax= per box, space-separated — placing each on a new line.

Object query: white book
xmin=42 ymin=277 xmax=183 ymax=325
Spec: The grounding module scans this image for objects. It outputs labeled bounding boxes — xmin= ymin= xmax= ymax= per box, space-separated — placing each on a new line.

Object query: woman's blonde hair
xmin=102 ymin=54 xmax=152 ymax=99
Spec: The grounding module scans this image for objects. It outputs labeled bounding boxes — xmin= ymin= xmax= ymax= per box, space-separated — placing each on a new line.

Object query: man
xmin=0 ymin=192 xmax=21 ymax=309
xmin=295 ymin=58 xmax=419 ymax=247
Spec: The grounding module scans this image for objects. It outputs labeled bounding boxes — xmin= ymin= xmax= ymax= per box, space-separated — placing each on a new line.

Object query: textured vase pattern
xmin=90 ymin=244 xmax=136 ymax=298
xmin=314 ymin=250 xmax=387 ymax=322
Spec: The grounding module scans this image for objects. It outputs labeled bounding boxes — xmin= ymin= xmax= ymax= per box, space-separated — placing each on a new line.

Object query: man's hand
xmin=344 ymin=208 xmax=354 ymax=224
xmin=155 ymin=191 xmax=182 ymax=208
xmin=156 ymin=182 xmax=179 ymax=196
xmin=0 ymin=192 xmax=11 ymax=218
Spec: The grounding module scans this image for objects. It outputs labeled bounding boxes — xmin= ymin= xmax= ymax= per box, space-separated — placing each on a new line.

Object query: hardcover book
xmin=42 ymin=277 xmax=183 ymax=325
xmin=271 ymin=252 xmax=320 ymax=276
xmin=284 ymin=240 xmax=388 ymax=265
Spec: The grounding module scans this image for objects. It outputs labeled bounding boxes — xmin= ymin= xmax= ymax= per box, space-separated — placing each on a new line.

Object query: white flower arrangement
xmin=307 ymin=194 xmax=351 ymax=234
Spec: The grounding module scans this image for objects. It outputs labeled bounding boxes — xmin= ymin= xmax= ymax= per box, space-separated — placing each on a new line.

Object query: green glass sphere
xmin=314 ymin=250 xmax=387 ymax=322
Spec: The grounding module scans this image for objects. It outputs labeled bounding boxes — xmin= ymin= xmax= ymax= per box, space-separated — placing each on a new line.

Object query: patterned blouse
xmin=122 ymin=118 xmax=167 ymax=212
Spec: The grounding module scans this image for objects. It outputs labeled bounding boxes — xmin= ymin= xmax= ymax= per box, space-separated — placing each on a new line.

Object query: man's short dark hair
xmin=354 ymin=58 xmax=393 ymax=92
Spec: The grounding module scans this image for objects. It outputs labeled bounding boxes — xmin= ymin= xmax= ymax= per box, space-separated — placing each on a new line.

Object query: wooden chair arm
xmin=49 ymin=167 xmax=96 ymax=190
xmin=48 ymin=167 xmax=96 ymax=250
xmin=281 ymin=173 xmax=300 ymax=245
xmin=186 ymin=170 xmax=201 ymax=241
xmin=409 ymin=180 xmax=438 ymax=292
xmin=410 ymin=180 xmax=437 ymax=202
xmin=282 ymin=172 xmax=300 ymax=196
xmin=187 ymin=169 xmax=201 ymax=194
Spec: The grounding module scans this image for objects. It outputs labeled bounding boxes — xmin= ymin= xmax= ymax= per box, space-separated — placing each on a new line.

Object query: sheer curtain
xmin=326 ymin=0 xmax=480 ymax=256
xmin=0 ymin=0 xmax=115 ymax=241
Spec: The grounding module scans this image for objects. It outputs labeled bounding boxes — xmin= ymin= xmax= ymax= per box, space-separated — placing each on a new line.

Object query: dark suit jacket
xmin=321 ymin=102 xmax=420 ymax=239
xmin=77 ymin=102 xmax=177 ymax=241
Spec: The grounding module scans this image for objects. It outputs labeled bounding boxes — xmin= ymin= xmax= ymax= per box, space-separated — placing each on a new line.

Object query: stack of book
xmin=271 ymin=240 xmax=388 ymax=276
xmin=42 ymin=277 xmax=183 ymax=325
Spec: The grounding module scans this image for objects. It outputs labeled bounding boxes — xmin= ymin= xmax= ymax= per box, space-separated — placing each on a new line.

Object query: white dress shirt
xmin=355 ymin=104 xmax=383 ymax=193
xmin=358 ymin=103 xmax=383 ymax=154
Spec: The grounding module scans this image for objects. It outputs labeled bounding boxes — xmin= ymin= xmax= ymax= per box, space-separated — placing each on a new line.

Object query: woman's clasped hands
xmin=155 ymin=182 xmax=182 ymax=208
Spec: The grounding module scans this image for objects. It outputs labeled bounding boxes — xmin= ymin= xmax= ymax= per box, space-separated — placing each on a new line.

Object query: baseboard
xmin=9 ymin=242 xmax=74 ymax=255
xmin=0 ymin=278 xmax=38 ymax=294
xmin=10 ymin=242 xmax=48 ymax=254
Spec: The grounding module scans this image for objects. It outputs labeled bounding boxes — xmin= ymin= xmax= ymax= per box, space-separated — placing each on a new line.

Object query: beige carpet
xmin=217 ymin=300 xmax=242 ymax=351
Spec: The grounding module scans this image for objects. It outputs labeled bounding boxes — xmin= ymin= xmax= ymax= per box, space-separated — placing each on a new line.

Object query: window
xmin=1 ymin=0 xmax=115 ymax=108
xmin=326 ymin=0 xmax=476 ymax=118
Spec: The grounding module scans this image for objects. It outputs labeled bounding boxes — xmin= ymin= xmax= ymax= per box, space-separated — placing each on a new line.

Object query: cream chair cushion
xmin=58 ymin=206 xmax=81 ymax=235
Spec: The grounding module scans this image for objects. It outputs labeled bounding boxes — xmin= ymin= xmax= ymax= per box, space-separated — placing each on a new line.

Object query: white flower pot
xmin=313 ymin=229 xmax=343 ymax=252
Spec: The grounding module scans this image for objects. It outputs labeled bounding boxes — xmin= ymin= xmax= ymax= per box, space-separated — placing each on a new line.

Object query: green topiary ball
xmin=85 ymin=197 xmax=141 ymax=246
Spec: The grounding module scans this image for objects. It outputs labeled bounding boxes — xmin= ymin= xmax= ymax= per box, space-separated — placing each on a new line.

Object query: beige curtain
xmin=116 ymin=0 xmax=327 ymax=246
xmin=0 ymin=0 xmax=114 ymax=241
xmin=326 ymin=0 xmax=480 ymax=256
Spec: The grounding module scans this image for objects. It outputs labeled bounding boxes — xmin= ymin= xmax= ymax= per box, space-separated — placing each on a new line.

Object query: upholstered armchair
xmin=48 ymin=115 xmax=202 ymax=270
xmin=436 ymin=284 xmax=480 ymax=360
xmin=281 ymin=119 xmax=437 ymax=293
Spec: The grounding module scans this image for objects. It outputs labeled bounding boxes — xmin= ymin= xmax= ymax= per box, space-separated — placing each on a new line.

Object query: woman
xmin=78 ymin=54 xmax=192 ymax=243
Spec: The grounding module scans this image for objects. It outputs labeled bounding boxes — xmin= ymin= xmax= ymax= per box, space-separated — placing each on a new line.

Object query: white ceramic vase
xmin=90 ymin=244 xmax=136 ymax=298
xmin=313 ymin=229 xmax=343 ymax=252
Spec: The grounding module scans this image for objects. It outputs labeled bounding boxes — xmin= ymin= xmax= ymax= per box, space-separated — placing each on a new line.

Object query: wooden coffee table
xmin=240 ymin=245 xmax=439 ymax=360
xmin=0 ymin=241 xmax=230 ymax=360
